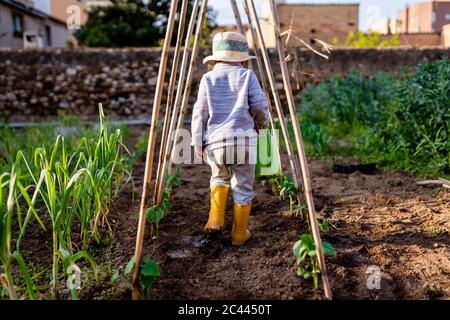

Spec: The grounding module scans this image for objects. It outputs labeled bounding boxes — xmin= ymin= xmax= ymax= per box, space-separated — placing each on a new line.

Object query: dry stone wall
xmin=0 ymin=47 xmax=449 ymax=122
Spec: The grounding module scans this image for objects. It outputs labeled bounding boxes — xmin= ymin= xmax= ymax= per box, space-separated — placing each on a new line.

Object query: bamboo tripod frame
xmin=132 ymin=0 xmax=179 ymax=299
xmin=241 ymin=0 xmax=301 ymax=183
xmin=161 ymin=0 xmax=208 ymax=191
xmin=229 ymin=0 xmax=252 ymax=70
xmin=132 ymin=0 xmax=332 ymax=300
xmin=240 ymin=0 xmax=306 ymax=218
xmin=154 ymin=0 xmax=201 ymax=204
xmin=266 ymin=0 xmax=332 ymax=299
xmin=243 ymin=0 xmax=330 ymax=299
xmin=154 ymin=0 xmax=189 ymax=204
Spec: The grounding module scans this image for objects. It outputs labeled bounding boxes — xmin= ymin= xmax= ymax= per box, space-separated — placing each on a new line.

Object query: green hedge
xmin=298 ymin=58 xmax=450 ymax=177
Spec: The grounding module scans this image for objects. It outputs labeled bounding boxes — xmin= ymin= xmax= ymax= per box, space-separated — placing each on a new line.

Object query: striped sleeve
xmin=248 ymin=70 xmax=269 ymax=127
xmin=191 ymin=76 xmax=209 ymax=147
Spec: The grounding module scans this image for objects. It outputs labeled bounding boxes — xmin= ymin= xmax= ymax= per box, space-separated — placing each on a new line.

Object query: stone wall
xmin=380 ymin=33 xmax=442 ymax=47
xmin=0 ymin=47 xmax=449 ymax=122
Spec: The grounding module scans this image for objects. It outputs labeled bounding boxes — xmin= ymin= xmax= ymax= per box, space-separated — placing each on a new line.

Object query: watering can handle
xmin=254 ymin=121 xmax=260 ymax=135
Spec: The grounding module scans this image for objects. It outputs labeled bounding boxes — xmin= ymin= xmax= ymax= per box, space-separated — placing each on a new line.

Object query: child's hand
xmin=194 ymin=146 xmax=204 ymax=160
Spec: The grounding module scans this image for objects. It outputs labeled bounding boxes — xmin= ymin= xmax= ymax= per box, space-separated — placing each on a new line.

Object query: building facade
xmin=0 ymin=0 xmax=70 ymax=48
xmin=399 ymin=0 xmax=450 ymax=33
xmin=252 ymin=0 xmax=359 ymax=48
xmin=34 ymin=0 xmax=111 ymax=26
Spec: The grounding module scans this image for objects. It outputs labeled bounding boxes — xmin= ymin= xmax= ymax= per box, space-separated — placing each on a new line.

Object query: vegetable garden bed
xmin=90 ymin=140 xmax=450 ymax=300
xmin=1 ymin=58 xmax=449 ymax=300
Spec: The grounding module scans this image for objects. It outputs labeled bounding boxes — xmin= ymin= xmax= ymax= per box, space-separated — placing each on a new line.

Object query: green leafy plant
xmin=147 ymin=206 xmax=165 ymax=239
xmin=318 ymin=219 xmax=330 ymax=233
xmin=269 ymin=175 xmax=305 ymax=217
xmin=293 ymin=234 xmax=336 ymax=288
xmin=0 ymin=167 xmax=39 ymax=300
xmin=333 ymin=31 xmax=399 ymax=47
xmin=124 ymin=256 xmax=160 ymax=298
xmin=139 ymin=259 xmax=160 ymax=290
xmin=0 ymin=105 xmax=132 ymax=299
xmin=298 ymin=58 xmax=450 ymax=177
xmin=422 ymin=226 xmax=448 ymax=234
xmin=146 ymin=167 xmax=182 ymax=238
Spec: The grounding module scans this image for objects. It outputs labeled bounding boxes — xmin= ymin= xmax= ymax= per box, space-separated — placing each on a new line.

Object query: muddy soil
xmin=90 ymin=129 xmax=449 ymax=300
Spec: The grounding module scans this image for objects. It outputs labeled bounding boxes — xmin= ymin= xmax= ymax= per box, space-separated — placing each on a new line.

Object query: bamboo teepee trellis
xmin=131 ymin=0 xmax=179 ymax=300
xmin=266 ymin=0 xmax=332 ymax=298
xmin=132 ymin=0 xmax=332 ymax=300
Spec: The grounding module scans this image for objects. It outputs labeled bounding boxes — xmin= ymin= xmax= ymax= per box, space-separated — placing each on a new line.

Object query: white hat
xmin=203 ymin=32 xmax=256 ymax=64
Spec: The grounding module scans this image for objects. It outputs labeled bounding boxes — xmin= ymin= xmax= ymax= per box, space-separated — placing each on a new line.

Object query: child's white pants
xmin=206 ymin=145 xmax=256 ymax=205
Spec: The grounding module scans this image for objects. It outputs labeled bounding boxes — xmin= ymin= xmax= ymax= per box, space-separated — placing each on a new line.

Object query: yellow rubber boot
xmin=232 ymin=204 xmax=252 ymax=246
xmin=204 ymin=185 xmax=229 ymax=232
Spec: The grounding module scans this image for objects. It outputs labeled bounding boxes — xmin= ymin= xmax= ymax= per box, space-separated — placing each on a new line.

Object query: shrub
xmin=298 ymin=58 xmax=450 ymax=177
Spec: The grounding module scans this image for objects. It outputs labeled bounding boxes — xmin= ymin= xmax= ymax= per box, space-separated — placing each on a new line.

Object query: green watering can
xmin=256 ymin=128 xmax=282 ymax=179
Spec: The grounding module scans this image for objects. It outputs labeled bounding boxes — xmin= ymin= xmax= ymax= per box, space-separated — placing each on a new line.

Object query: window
xmin=12 ymin=13 xmax=24 ymax=37
xmin=432 ymin=11 xmax=436 ymax=23
xmin=44 ymin=25 xmax=52 ymax=46
xmin=445 ymin=13 xmax=450 ymax=20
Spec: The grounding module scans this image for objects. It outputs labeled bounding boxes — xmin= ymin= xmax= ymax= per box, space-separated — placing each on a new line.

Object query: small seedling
xmin=146 ymin=206 xmax=165 ymax=239
xmin=110 ymin=269 xmax=120 ymax=285
xmin=293 ymin=234 xmax=336 ymax=289
xmin=422 ymin=226 xmax=447 ymax=234
xmin=318 ymin=219 xmax=330 ymax=233
xmin=125 ymin=256 xmax=160 ymax=299
xmin=146 ymin=168 xmax=182 ymax=238
xmin=139 ymin=259 xmax=160 ymax=291
xmin=268 ymin=175 xmax=306 ymax=217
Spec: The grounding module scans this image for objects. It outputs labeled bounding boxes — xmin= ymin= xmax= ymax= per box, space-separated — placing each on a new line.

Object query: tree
xmin=333 ymin=31 xmax=399 ymax=48
xmin=75 ymin=0 xmax=217 ymax=47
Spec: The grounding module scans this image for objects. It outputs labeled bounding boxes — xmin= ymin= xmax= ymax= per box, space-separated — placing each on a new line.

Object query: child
xmin=191 ymin=32 xmax=269 ymax=246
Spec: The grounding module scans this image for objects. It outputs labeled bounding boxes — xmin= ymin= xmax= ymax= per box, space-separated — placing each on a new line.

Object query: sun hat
xmin=203 ymin=32 xmax=256 ymax=64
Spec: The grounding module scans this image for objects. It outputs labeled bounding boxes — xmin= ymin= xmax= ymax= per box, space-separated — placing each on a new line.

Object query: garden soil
xmin=86 ymin=130 xmax=449 ymax=300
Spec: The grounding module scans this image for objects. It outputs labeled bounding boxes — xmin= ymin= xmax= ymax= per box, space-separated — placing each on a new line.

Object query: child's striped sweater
xmin=191 ymin=63 xmax=269 ymax=150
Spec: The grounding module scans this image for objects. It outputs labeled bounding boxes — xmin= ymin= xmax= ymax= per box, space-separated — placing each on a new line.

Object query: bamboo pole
xmin=243 ymin=0 xmax=306 ymax=218
xmin=154 ymin=0 xmax=201 ymax=203
xmin=229 ymin=0 xmax=253 ymax=70
xmin=229 ymin=0 xmax=244 ymax=34
xmin=154 ymin=0 xmax=189 ymax=202
xmin=131 ymin=0 xmax=179 ymax=300
xmin=245 ymin=0 xmax=301 ymax=191
xmin=242 ymin=0 xmax=276 ymax=135
xmin=267 ymin=0 xmax=332 ymax=299
xmin=166 ymin=0 xmax=209 ymax=178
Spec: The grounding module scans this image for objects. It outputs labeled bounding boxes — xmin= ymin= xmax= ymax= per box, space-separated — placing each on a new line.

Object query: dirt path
xmin=99 ymin=137 xmax=450 ymax=300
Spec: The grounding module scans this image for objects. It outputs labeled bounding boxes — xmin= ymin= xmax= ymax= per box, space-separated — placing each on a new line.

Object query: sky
xmin=33 ymin=0 xmax=430 ymax=31
xmin=209 ymin=0 xmax=430 ymax=31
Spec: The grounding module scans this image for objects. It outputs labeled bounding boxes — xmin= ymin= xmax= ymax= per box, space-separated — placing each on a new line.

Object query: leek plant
xmin=0 ymin=167 xmax=40 ymax=300
xmin=17 ymin=137 xmax=99 ymax=297
xmin=80 ymin=104 xmax=133 ymax=239
xmin=1 ymin=105 xmax=132 ymax=299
